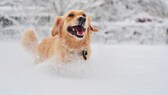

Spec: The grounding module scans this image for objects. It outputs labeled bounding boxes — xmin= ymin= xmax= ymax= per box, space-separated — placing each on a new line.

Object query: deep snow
xmin=0 ymin=42 xmax=168 ymax=95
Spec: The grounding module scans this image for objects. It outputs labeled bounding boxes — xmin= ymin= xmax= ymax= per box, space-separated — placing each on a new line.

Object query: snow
xmin=0 ymin=42 xmax=168 ymax=95
xmin=1 ymin=1 xmax=168 ymax=94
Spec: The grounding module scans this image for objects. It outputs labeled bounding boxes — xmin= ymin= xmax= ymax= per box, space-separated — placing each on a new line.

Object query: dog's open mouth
xmin=67 ymin=25 xmax=85 ymax=38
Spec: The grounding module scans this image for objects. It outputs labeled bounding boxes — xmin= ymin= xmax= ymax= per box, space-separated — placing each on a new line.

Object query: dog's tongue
xmin=74 ymin=26 xmax=84 ymax=35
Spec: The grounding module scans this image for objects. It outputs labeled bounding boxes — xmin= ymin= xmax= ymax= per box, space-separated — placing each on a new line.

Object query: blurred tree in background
xmin=0 ymin=0 xmax=168 ymax=44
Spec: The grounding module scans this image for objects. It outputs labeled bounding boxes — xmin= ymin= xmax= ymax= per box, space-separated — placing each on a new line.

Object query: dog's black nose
xmin=78 ymin=17 xmax=86 ymax=25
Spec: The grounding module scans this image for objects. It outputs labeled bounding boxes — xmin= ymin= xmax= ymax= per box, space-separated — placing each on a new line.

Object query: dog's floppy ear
xmin=88 ymin=17 xmax=98 ymax=32
xmin=52 ymin=16 xmax=62 ymax=36
xmin=90 ymin=25 xmax=98 ymax=32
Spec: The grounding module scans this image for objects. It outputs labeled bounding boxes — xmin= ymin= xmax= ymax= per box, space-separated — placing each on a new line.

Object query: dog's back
xmin=22 ymin=29 xmax=57 ymax=63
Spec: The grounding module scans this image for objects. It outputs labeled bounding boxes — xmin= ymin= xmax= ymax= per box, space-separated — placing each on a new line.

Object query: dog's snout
xmin=78 ymin=17 xmax=86 ymax=24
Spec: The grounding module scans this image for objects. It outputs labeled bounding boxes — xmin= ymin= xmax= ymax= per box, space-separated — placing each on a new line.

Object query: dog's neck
xmin=59 ymin=38 xmax=88 ymax=60
xmin=61 ymin=37 xmax=89 ymax=49
xmin=61 ymin=40 xmax=86 ymax=52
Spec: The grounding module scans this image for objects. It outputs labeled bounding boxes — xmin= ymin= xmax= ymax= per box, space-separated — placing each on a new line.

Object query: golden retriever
xmin=22 ymin=10 xmax=98 ymax=63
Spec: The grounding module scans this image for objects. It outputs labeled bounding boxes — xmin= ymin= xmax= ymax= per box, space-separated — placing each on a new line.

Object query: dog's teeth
xmin=73 ymin=28 xmax=75 ymax=31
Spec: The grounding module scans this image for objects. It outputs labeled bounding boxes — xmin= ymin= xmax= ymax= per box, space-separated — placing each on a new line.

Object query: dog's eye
xmin=68 ymin=13 xmax=74 ymax=17
xmin=82 ymin=14 xmax=86 ymax=17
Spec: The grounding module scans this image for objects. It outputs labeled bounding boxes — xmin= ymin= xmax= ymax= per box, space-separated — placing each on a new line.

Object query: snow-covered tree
xmin=1 ymin=0 xmax=168 ymax=44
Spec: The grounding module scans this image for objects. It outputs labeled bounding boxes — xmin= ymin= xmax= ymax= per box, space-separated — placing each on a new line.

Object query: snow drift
xmin=0 ymin=42 xmax=168 ymax=95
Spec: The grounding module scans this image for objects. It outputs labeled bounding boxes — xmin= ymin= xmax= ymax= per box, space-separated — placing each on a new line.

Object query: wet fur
xmin=22 ymin=10 xmax=98 ymax=63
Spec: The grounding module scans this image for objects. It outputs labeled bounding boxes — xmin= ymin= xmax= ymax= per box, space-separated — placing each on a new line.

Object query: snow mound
xmin=36 ymin=59 xmax=92 ymax=78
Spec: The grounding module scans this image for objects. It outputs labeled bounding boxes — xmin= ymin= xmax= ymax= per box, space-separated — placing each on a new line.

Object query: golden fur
xmin=22 ymin=10 xmax=98 ymax=63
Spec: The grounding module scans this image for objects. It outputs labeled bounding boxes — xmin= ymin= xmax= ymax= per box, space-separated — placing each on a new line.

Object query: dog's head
xmin=52 ymin=10 xmax=98 ymax=47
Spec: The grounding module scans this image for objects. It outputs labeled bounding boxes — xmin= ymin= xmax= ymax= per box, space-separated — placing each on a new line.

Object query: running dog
xmin=22 ymin=10 xmax=98 ymax=63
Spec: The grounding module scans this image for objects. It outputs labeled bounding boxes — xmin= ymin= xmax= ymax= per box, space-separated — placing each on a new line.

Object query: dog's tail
xmin=21 ymin=29 xmax=38 ymax=54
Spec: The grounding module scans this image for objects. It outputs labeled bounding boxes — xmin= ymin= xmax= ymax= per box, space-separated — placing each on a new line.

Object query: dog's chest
xmin=60 ymin=48 xmax=87 ymax=63
xmin=65 ymin=49 xmax=82 ymax=60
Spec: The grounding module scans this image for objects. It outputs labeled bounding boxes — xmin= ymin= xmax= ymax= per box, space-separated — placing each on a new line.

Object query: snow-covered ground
xmin=0 ymin=42 xmax=168 ymax=95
